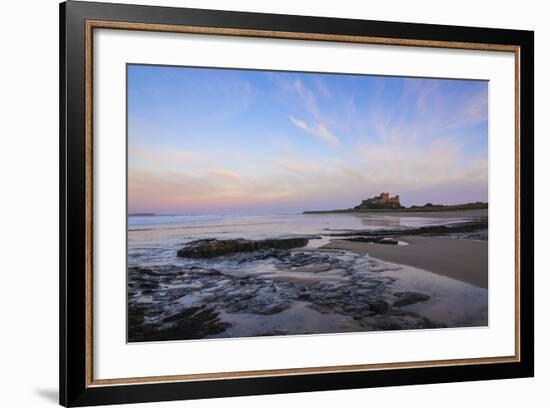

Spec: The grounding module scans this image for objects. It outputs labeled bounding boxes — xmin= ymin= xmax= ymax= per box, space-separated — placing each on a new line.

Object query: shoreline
xmin=321 ymin=236 xmax=488 ymax=289
xmin=303 ymin=206 xmax=488 ymax=215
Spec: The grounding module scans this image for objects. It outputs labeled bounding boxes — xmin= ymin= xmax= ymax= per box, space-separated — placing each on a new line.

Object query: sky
xmin=127 ymin=64 xmax=488 ymax=215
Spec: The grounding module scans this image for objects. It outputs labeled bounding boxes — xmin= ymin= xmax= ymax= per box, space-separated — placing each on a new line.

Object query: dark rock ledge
xmin=326 ymin=220 xmax=488 ymax=238
xmin=177 ymin=237 xmax=316 ymax=258
xmin=340 ymin=237 xmax=399 ymax=245
xmin=393 ymin=292 xmax=431 ymax=307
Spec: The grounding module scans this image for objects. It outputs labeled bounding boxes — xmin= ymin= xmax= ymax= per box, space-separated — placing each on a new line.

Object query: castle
xmin=354 ymin=192 xmax=402 ymax=209
xmin=367 ymin=192 xmax=400 ymax=205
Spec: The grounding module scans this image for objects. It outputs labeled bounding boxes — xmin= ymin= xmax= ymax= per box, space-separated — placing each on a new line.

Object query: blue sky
xmin=128 ymin=64 xmax=488 ymax=214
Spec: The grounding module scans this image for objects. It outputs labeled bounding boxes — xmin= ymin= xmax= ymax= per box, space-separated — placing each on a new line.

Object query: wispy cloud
xmin=293 ymin=79 xmax=320 ymax=119
xmin=272 ymin=76 xmax=340 ymax=146
xmin=355 ymin=80 xmax=488 ymax=201
xmin=446 ymin=90 xmax=488 ymax=130
xmin=314 ymin=78 xmax=332 ymax=98
xmin=207 ymin=169 xmax=241 ymax=181
xmin=357 ymin=139 xmax=487 ymax=188
xmin=128 ymin=139 xmax=487 ymax=213
xmin=289 ymin=116 xmax=339 ymax=145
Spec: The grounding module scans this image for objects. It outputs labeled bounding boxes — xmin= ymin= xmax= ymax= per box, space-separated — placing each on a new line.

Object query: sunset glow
xmin=128 ymin=65 xmax=488 ymax=214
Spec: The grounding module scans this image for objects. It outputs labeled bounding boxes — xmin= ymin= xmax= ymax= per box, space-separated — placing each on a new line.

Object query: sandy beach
xmin=323 ymin=236 xmax=488 ymax=289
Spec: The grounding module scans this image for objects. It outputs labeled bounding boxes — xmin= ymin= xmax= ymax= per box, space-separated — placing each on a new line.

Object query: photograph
xmin=126 ymin=64 xmax=489 ymax=342
xmin=54 ymin=1 xmax=536 ymax=405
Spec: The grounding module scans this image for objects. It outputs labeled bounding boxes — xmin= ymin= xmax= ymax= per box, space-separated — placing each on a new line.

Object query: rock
xmin=177 ymin=237 xmax=309 ymax=258
xmin=127 ymin=304 xmax=147 ymax=327
xmin=421 ymin=317 xmax=447 ymax=329
xmin=128 ymin=305 xmax=229 ymax=342
xmin=369 ymin=300 xmax=391 ymax=314
xmin=292 ymin=264 xmax=332 ymax=273
xmin=341 ymin=237 xmax=398 ymax=245
xmin=127 ymin=246 xmax=459 ymax=341
xmin=130 ymin=267 xmax=160 ymax=276
xmin=194 ymin=268 xmax=223 ymax=276
xmin=257 ymin=330 xmax=289 ymax=336
xmin=236 ymin=249 xmax=289 ymax=263
xmin=298 ymin=288 xmax=311 ymax=300
xmin=393 ymin=292 xmax=430 ymax=307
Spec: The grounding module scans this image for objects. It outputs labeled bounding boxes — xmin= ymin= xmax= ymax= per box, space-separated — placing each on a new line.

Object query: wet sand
xmin=322 ymin=236 xmax=488 ymax=289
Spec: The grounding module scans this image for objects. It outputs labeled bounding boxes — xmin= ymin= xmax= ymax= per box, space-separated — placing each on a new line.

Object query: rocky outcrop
xmin=326 ymin=220 xmax=488 ymax=238
xmin=176 ymin=237 xmax=312 ymax=258
xmin=393 ymin=292 xmax=430 ymax=307
xmin=368 ymin=300 xmax=391 ymax=314
xmin=128 ymin=251 xmax=449 ymax=342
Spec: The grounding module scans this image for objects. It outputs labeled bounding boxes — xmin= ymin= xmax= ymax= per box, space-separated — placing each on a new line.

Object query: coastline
xmin=322 ymin=236 xmax=488 ymax=289
xmin=303 ymin=205 xmax=488 ymax=215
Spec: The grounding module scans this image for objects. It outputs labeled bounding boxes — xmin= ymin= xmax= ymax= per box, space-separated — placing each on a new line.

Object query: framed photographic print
xmin=59 ymin=1 xmax=534 ymax=406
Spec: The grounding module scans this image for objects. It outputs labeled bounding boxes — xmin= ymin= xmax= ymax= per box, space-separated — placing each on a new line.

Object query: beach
xmin=127 ymin=210 xmax=489 ymax=342
xmin=323 ymin=236 xmax=488 ymax=289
